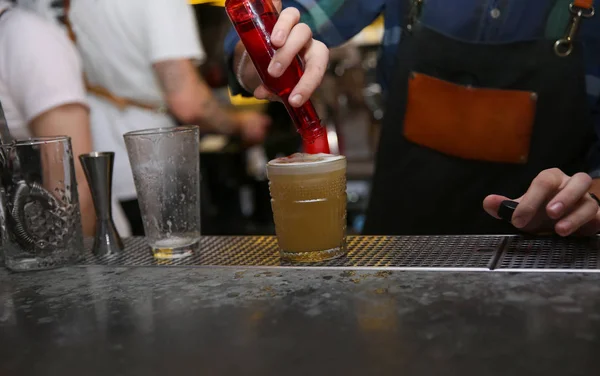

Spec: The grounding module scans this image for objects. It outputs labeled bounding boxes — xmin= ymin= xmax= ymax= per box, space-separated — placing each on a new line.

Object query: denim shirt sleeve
xmin=224 ymin=0 xmax=385 ymax=97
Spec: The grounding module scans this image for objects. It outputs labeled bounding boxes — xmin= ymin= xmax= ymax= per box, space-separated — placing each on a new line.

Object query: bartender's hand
xmin=234 ymin=110 xmax=271 ymax=145
xmin=234 ymin=0 xmax=329 ymax=107
xmin=483 ymin=169 xmax=600 ymax=236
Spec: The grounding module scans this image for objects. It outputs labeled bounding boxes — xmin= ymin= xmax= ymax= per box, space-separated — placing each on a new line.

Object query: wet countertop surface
xmin=2 ymin=266 xmax=600 ymax=375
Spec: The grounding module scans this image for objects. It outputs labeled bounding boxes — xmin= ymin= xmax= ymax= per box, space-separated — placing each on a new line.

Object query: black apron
xmin=363 ymin=2 xmax=595 ymax=235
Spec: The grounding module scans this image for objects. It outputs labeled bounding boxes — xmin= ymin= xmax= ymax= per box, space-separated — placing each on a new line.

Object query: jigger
xmin=79 ymin=152 xmax=124 ymax=256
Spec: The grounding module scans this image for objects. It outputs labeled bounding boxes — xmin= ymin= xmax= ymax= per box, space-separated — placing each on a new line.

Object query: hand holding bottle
xmin=227 ymin=0 xmax=330 ymax=154
xmin=232 ymin=0 xmax=329 ymax=107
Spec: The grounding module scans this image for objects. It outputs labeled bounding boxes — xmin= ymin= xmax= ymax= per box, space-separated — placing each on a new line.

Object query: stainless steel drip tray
xmin=83 ymin=236 xmax=501 ymax=269
xmin=497 ymin=236 xmax=600 ymax=272
xmin=80 ymin=235 xmax=600 ymax=272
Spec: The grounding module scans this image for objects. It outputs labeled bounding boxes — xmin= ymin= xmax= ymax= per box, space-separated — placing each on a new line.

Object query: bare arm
xmin=154 ymin=59 xmax=271 ymax=144
xmin=29 ymin=104 xmax=96 ymax=236
xmin=153 ymin=59 xmax=238 ymax=133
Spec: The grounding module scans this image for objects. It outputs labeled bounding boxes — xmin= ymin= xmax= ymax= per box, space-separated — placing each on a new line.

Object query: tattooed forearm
xmin=156 ymin=60 xmax=188 ymax=95
xmin=198 ymin=94 xmax=236 ymax=134
xmin=154 ymin=59 xmax=238 ymax=134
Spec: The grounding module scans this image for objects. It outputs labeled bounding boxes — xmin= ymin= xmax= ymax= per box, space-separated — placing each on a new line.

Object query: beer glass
xmin=124 ymin=126 xmax=200 ymax=259
xmin=1 ymin=136 xmax=84 ymax=271
xmin=267 ymin=153 xmax=347 ymax=262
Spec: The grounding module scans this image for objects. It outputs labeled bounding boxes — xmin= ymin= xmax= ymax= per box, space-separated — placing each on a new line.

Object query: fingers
xmin=257 ymin=113 xmax=272 ymax=128
xmin=555 ymin=195 xmax=599 ymax=236
xmin=289 ymin=39 xmax=328 ymax=107
xmin=271 ymin=7 xmax=300 ymax=47
xmin=483 ymin=194 xmax=510 ymax=219
xmin=245 ymin=112 xmax=271 ymax=128
xmin=268 ymin=23 xmax=313 ymax=78
xmin=264 ymin=7 xmax=328 ymax=108
xmin=574 ymin=211 xmax=600 ymax=236
xmin=272 ymin=0 xmax=282 ymax=12
xmin=254 ymin=85 xmax=279 ymax=102
xmin=512 ymin=168 xmax=567 ymax=229
xmin=546 ymin=172 xmax=592 ymax=219
xmin=484 ymin=169 xmax=600 ymax=237
xmin=238 ymin=112 xmax=271 ymax=145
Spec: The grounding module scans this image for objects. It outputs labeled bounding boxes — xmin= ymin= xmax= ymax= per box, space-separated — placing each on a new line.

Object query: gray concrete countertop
xmin=1 ymin=266 xmax=600 ymax=375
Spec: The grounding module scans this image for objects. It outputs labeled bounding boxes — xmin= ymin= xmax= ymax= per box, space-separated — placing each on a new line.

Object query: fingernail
xmin=268 ymin=61 xmax=283 ymax=76
xmin=512 ymin=216 xmax=526 ymax=228
xmin=272 ymin=30 xmax=284 ymax=44
xmin=290 ymin=94 xmax=303 ymax=106
xmin=549 ymin=202 xmax=564 ymax=216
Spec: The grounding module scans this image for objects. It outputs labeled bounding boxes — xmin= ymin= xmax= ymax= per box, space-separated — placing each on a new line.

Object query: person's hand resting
xmin=234 ymin=110 xmax=271 ymax=145
xmin=483 ymin=168 xmax=600 ymax=236
xmin=234 ymin=0 xmax=329 ymax=107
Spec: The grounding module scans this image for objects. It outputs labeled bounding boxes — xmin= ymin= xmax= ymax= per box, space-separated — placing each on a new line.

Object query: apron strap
xmin=63 ymin=0 xmax=77 ymax=42
xmin=554 ymin=0 xmax=595 ymax=57
xmin=0 ymin=8 xmax=9 ymax=21
xmin=405 ymin=0 xmax=423 ymax=33
xmin=63 ymin=0 xmax=163 ymax=112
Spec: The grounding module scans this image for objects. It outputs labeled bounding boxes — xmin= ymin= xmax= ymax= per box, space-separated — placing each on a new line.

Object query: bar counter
xmin=2 ymin=235 xmax=600 ymax=375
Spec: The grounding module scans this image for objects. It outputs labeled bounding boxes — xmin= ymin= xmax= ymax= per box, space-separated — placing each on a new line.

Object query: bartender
xmin=226 ymin=0 xmax=600 ymax=236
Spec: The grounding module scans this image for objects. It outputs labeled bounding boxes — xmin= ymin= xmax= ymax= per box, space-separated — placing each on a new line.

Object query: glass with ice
xmin=123 ymin=126 xmax=200 ymax=259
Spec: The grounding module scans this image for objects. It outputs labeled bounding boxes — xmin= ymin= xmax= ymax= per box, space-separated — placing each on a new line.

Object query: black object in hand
xmin=498 ymin=200 xmax=519 ymax=222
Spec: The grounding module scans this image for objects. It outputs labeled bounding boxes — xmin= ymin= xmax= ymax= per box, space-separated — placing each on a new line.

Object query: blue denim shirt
xmin=224 ymin=0 xmax=600 ymax=174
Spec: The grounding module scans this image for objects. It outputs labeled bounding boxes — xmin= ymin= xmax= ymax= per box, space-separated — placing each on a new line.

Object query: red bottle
xmin=225 ymin=0 xmax=330 ymax=154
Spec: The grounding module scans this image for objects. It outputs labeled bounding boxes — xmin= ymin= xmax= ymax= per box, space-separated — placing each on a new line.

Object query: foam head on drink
xmin=267 ymin=153 xmax=347 ymax=262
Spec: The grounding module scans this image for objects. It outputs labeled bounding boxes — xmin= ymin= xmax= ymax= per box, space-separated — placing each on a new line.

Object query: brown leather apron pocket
xmin=403 ymin=72 xmax=537 ymax=164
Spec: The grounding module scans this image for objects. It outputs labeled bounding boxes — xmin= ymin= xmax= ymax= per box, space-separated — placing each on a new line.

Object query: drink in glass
xmin=267 ymin=153 xmax=347 ymax=262
xmin=123 ymin=126 xmax=201 ymax=259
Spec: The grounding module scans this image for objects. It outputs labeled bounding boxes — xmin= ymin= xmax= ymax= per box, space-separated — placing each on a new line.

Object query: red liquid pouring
xmin=225 ymin=0 xmax=330 ymax=154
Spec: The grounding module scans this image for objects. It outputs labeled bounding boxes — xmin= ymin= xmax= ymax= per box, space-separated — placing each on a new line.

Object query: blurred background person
xmin=0 ymin=0 xmax=95 ymax=236
xmin=56 ymin=0 xmax=271 ymax=235
xmin=18 ymin=0 xmax=378 ymax=236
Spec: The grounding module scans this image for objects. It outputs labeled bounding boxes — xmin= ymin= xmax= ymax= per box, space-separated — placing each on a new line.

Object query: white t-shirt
xmin=69 ymin=0 xmax=206 ymax=200
xmin=0 ymin=1 xmax=87 ymax=139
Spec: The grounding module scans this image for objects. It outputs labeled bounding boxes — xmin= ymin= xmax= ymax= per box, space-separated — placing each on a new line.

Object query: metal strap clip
xmin=406 ymin=0 xmax=424 ymax=32
xmin=554 ymin=1 xmax=595 ymax=57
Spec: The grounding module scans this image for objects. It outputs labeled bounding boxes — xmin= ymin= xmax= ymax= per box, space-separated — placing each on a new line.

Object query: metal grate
xmin=81 ymin=235 xmax=504 ymax=268
xmin=496 ymin=236 xmax=600 ymax=270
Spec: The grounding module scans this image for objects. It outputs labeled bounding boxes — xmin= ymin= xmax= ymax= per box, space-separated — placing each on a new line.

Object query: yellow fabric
xmin=228 ymin=89 xmax=268 ymax=106
xmin=189 ymin=0 xmax=225 ymax=6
